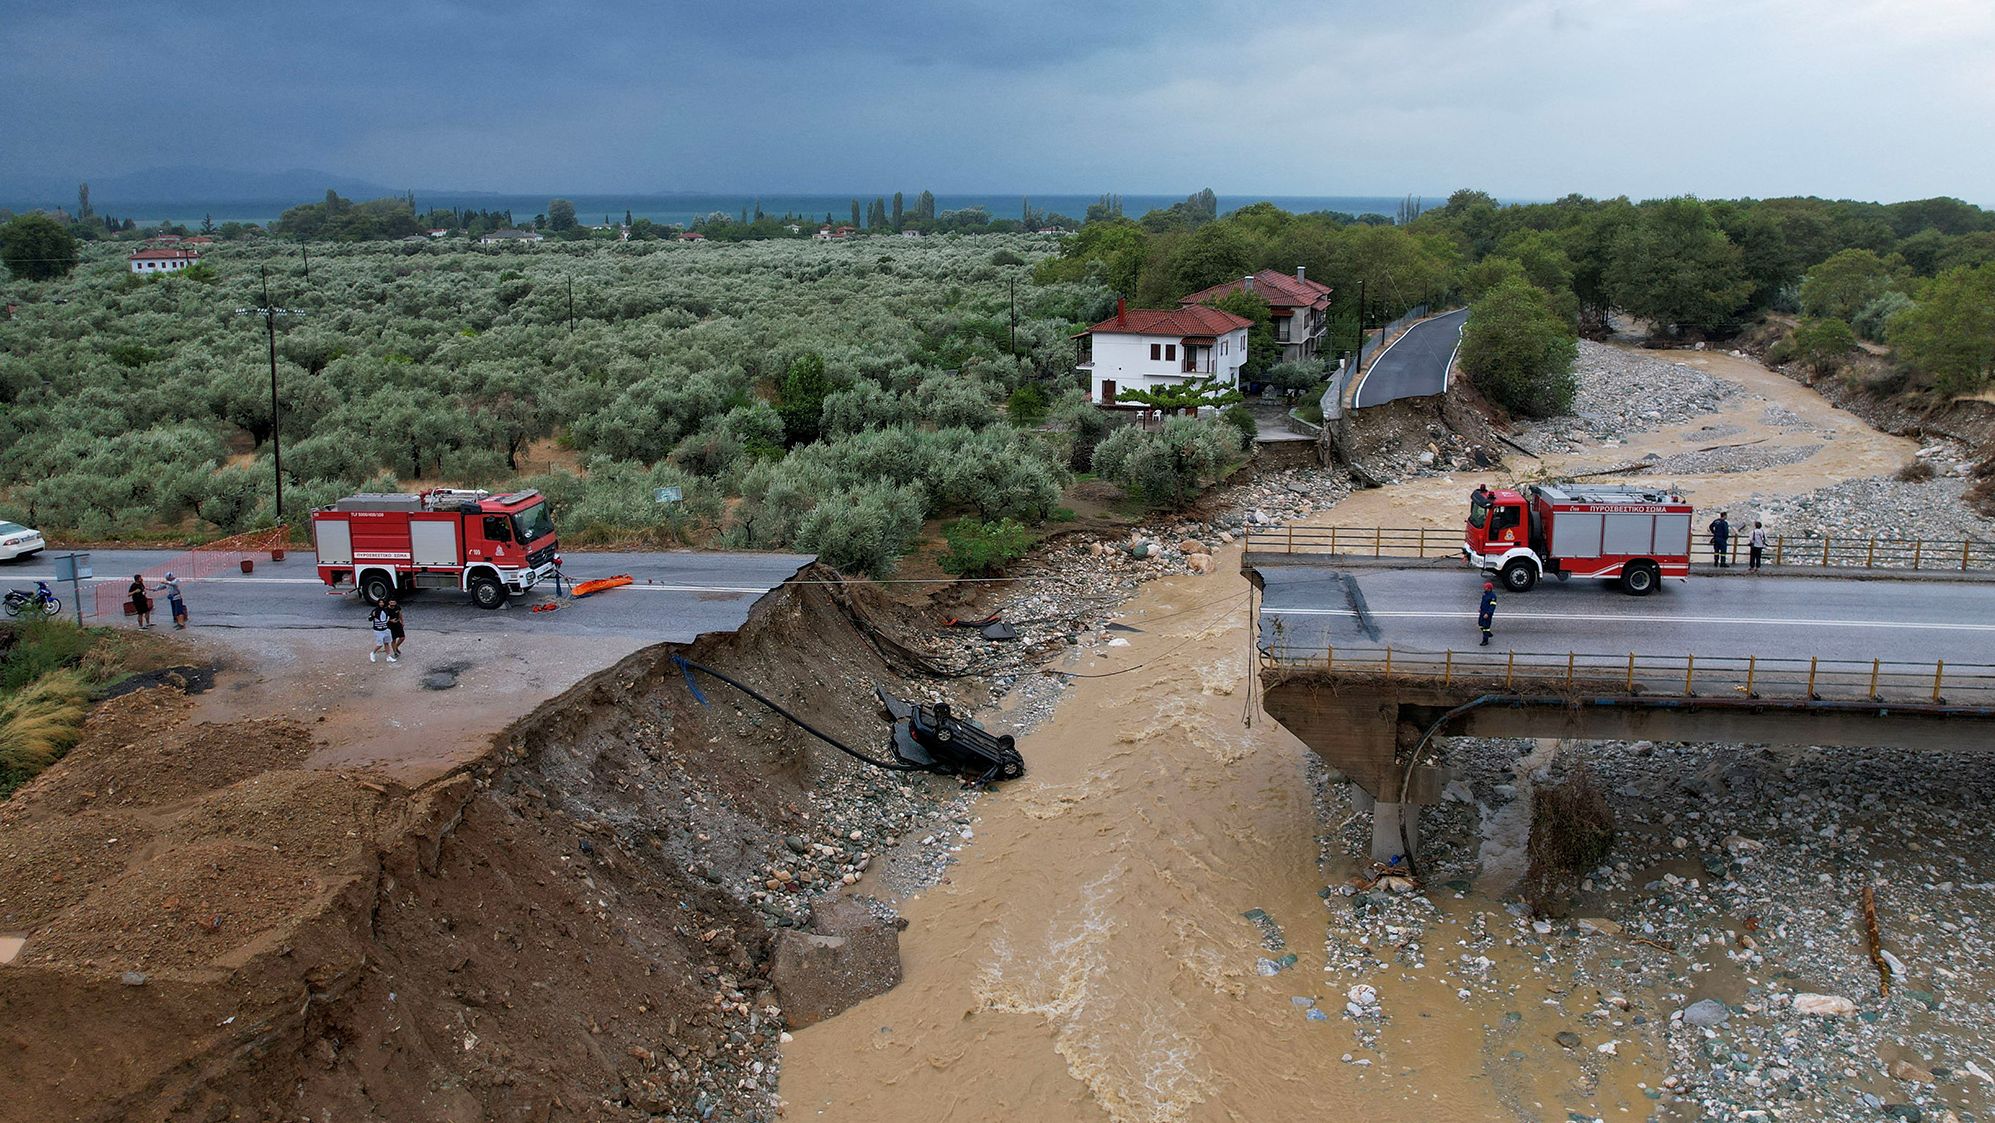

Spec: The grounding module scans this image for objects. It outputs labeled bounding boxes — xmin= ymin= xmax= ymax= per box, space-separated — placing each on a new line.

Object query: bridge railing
xmin=1260 ymin=645 xmax=1995 ymax=706
xmin=1243 ymin=525 xmax=1994 ymax=572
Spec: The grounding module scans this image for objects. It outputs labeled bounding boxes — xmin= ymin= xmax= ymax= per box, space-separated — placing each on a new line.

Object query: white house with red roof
xmin=1074 ymin=299 xmax=1253 ymax=408
xmin=1178 ymin=267 xmax=1332 ymax=364
xmin=127 ymin=247 xmax=201 ymax=274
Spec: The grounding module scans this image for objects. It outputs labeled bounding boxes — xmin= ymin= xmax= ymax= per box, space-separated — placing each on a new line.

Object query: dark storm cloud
xmin=2 ymin=0 xmax=1989 ymax=201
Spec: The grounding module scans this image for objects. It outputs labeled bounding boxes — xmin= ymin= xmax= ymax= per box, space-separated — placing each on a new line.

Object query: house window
xmin=1164 ymin=344 xmax=1176 ymax=361
xmin=1149 ymin=343 xmax=1161 ymax=360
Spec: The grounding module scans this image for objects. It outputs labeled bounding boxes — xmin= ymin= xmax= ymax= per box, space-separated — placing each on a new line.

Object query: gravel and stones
xmin=1521 ymin=342 xmax=1743 ymax=452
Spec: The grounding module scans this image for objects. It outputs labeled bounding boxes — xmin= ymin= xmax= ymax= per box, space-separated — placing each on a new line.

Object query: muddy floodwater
xmin=779 ymin=347 xmax=1944 ymax=1121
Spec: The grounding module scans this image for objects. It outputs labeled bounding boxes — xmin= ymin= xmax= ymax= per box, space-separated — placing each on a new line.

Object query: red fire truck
xmin=1464 ymin=483 xmax=1692 ymax=596
xmin=312 ymin=489 xmax=560 ymax=608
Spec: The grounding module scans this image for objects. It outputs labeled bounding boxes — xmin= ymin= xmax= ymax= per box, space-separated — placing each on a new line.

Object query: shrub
xmin=1852 ymin=290 xmax=1914 ymax=343
xmin=1222 ymin=404 xmax=1259 ymax=444
xmin=1090 ymin=417 xmax=1243 ymax=509
xmin=1459 ymin=277 xmax=1579 ymax=417
xmin=1894 ymin=459 xmax=1936 ymax=482
xmin=1788 ymin=318 xmax=1856 ymax=375
xmin=792 ymin=483 xmax=927 ymax=578
xmin=1517 ymin=762 xmax=1616 ymax=916
xmin=1006 ymin=382 xmax=1050 ymax=425
xmin=939 ymin=517 xmax=1035 ymax=576
xmin=0 ymin=669 xmax=91 ymax=784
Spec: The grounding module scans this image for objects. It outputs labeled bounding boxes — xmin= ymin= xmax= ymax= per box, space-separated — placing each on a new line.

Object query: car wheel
xmin=470 ymin=575 xmax=507 ymax=609
xmin=1500 ymin=559 xmax=1538 ymax=593
xmin=1620 ymin=562 xmax=1658 ymax=596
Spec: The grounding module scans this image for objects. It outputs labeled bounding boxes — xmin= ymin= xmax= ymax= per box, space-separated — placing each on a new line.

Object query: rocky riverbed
xmin=1521 ymin=342 xmax=1744 ymax=452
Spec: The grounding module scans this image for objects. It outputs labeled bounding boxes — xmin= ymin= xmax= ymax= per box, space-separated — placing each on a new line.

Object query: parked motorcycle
xmin=3 ymin=581 xmax=61 ymax=618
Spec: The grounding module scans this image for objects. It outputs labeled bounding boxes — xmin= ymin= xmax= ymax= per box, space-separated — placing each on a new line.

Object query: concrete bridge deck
xmin=1243 ymin=548 xmax=1995 ymax=864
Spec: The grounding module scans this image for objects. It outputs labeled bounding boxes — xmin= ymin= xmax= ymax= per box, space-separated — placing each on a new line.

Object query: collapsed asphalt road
xmin=0 ymin=549 xmax=815 ymax=643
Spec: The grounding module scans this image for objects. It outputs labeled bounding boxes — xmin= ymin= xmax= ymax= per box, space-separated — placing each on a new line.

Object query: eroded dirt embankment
xmin=0 ymin=567 xmax=957 ymax=1123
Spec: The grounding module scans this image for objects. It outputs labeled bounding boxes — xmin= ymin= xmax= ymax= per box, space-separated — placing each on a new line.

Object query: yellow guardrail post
xmin=1330 ymin=527 xmax=1339 ymax=553
xmin=1865 ymin=538 xmax=1877 ymax=567
xmin=1868 ymin=658 xmax=1881 ymax=700
xmin=1443 ymin=650 xmax=1453 ymax=686
xmin=1822 ymin=535 xmax=1832 ymax=567
xmin=1326 ymin=644 xmax=1334 ymax=671
xmin=1684 ymin=654 xmax=1696 ymax=697
xmin=1374 ymin=527 xmax=1383 ymax=558
xmin=1566 ymin=652 xmax=1576 ymax=688
xmin=1933 ymin=660 xmax=1946 ymax=703
xmin=1774 ymin=537 xmax=1785 ymax=566
xmin=1745 ymin=655 xmax=1757 ymax=698
xmin=1912 ymin=539 xmax=1923 ymax=570
xmin=1383 ymin=647 xmax=1393 ymax=679
xmin=1286 ymin=525 xmax=1294 ymax=553
xmin=1626 ymin=653 xmax=1637 ymax=693
xmin=1505 ymin=650 xmax=1516 ymax=690
xmin=1807 ymin=656 xmax=1819 ymax=700
xmin=1965 ymin=540 xmax=1974 ymax=573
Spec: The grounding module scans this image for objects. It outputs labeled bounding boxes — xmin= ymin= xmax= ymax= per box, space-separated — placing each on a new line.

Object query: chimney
xmin=1115 ymin=297 xmax=1126 ymax=326
xmin=1296 ymin=265 xmax=1306 ymax=282
xmin=1242 ymin=274 xmax=1255 ymax=293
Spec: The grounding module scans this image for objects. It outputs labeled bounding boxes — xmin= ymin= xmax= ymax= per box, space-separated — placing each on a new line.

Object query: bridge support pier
xmin=1371 ymin=802 xmax=1420 ymax=867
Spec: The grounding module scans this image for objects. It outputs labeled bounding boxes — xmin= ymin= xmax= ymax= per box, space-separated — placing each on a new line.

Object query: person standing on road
xmin=154 ymin=573 xmax=187 ymax=629
xmin=1748 ymin=520 xmax=1768 ymax=572
xmin=385 ymin=598 xmax=406 ymax=660
xmin=368 ymin=601 xmax=396 ymax=663
xmin=1708 ymin=511 xmax=1731 ymax=567
xmin=1477 ymin=581 xmax=1497 ymax=647
xmin=128 ymin=574 xmax=153 ymax=629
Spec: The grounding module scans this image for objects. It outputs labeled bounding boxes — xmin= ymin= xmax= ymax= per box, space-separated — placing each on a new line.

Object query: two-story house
xmin=1178 ymin=267 xmax=1333 ymax=364
xmin=1073 ymin=299 xmax=1253 ymax=409
xmin=128 ymin=247 xmax=200 ymax=274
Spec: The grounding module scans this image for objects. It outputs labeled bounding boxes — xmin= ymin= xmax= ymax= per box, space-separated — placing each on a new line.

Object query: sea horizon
xmin=3 ymin=191 xmax=1456 ymax=228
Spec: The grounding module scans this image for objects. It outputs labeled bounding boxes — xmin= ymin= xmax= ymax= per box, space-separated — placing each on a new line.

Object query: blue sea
xmin=72 ymin=192 xmax=1437 ymax=228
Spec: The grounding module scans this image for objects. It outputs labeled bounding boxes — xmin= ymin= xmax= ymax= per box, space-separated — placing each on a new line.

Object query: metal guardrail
xmin=1260 ymin=645 xmax=1995 ymax=706
xmin=1243 ymin=526 xmax=1995 ymax=573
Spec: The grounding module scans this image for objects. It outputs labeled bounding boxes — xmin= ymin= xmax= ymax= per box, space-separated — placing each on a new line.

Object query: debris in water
xmin=1255 ymin=954 xmax=1298 ymax=976
xmin=1241 ymin=907 xmax=1287 ymax=951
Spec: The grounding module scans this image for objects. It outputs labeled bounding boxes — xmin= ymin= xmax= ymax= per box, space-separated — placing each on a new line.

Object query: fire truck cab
xmin=1464 ymin=483 xmax=1692 ymax=596
xmin=312 ymin=488 xmax=560 ymax=608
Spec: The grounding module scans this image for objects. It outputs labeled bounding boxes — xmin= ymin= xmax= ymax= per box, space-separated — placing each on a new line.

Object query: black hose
xmin=1394 ymin=693 xmax=1510 ymax=879
xmin=670 ymin=655 xmax=925 ymax=773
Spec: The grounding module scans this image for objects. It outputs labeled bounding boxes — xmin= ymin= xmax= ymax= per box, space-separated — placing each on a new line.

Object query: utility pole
xmin=1008 ymin=275 xmax=1017 ymax=355
xmin=302 ymin=245 xmax=311 ymax=284
xmin=567 ymin=275 xmax=575 ymax=332
xmin=235 ymin=267 xmax=306 ymax=519
xmin=1352 ymin=278 xmax=1367 ymax=375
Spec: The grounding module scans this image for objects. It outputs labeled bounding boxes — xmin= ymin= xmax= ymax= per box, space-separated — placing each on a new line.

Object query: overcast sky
xmin=4 ymin=0 xmax=1990 ymax=202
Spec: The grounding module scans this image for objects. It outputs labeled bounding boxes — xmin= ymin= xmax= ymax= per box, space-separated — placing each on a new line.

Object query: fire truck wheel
xmin=469 ymin=575 xmax=508 ymax=609
xmin=361 ymin=572 xmax=396 ymax=605
xmin=1500 ymin=559 xmax=1538 ymax=593
xmin=1620 ymin=562 xmax=1659 ymax=596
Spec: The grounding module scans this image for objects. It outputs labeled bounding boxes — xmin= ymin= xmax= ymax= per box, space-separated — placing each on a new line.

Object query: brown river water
xmin=779 ymin=349 xmax=1919 ymax=1121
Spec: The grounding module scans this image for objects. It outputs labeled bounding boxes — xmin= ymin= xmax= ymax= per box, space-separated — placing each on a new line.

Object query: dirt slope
xmin=0 ymin=569 xmax=959 ymax=1123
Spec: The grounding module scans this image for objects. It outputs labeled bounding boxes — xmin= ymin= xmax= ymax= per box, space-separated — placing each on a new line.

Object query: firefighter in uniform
xmin=1477 ymin=581 xmax=1497 ymax=646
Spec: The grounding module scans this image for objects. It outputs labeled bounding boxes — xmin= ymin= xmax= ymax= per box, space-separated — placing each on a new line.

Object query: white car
xmin=0 ymin=521 xmax=45 ymax=562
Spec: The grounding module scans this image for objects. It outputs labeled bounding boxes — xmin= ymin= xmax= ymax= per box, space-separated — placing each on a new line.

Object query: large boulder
xmin=769 ymin=898 xmax=904 ymax=1028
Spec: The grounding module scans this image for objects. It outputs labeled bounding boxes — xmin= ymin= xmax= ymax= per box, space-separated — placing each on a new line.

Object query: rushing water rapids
xmin=779 ymin=346 xmax=1937 ymax=1121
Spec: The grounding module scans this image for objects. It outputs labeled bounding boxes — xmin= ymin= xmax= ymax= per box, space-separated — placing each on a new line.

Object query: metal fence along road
xmin=1260 ymin=644 xmax=1995 ymax=707
xmin=1242 ymin=526 xmax=1995 ymax=573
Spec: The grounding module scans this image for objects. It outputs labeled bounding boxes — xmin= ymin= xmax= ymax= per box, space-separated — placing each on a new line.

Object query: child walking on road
xmin=369 ymin=602 xmax=397 ymax=663
xmin=1478 ymin=581 xmax=1497 ymax=647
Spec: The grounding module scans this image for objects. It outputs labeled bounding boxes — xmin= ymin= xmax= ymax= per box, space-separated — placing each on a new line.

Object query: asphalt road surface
xmin=0 ymin=549 xmax=815 ymax=643
xmin=1258 ymin=565 xmax=1995 ymax=667
xmin=1352 ymin=306 xmax=1469 ymax=408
